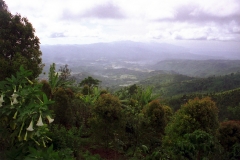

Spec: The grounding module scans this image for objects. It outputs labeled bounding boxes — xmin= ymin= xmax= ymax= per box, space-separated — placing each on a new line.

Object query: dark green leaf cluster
xmin=163 ymin=97 xmax=220 ymax=159
xmin=0 ymin=0 xmax=43 ymax=81
xmin=24 ymin=145 xmax=74 ymax=160
xmin=79 ymin=76 xmax=101 ymax=88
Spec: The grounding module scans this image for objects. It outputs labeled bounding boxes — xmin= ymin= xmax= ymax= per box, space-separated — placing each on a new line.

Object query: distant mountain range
xmin=40 ymin=41 xmax=240 ymax=89
xmin=40 ymin=41 xmax=220 ymax=65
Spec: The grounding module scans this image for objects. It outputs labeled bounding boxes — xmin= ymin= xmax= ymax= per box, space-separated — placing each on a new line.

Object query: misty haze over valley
xmin=40 ymin=41 xmax=240 ymax=90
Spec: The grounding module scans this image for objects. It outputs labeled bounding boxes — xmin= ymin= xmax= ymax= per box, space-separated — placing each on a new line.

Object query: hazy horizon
xmin=39 ymin=40 xmax=240 ymax=60
xmin=5 ymin=0 xmax=240 ymax=59
xmin=6 ymin=0 xmax=240 ymax=45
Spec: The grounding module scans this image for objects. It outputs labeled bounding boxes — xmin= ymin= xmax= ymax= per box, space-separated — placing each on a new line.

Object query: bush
xmin=24 ymin=145 xmax=74 ymax=160
xmin=50 ymin=125 xmax=82 ymax=157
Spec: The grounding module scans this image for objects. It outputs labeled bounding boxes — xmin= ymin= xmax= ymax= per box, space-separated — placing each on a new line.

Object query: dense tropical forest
xmin=1 ymin=1 xmax=240 ymax=160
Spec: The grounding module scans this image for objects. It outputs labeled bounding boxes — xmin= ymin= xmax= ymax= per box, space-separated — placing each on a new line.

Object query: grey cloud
xmin=61 ymin=2 xmax=125 ymax=20
xmin=228 ymin=27 xmax=240 ymax=34
xmin=158 ymin=4 xmax=240 ymax=24
xmin=50 ymin=32 xmax=66 ymax=38
xmin=82 ymin=2 xmax=125 ymax=19
xmin=174 ymin=35 xmax=183 ymax=40
xmin=173 ymin=35 xmax=207 ymax=41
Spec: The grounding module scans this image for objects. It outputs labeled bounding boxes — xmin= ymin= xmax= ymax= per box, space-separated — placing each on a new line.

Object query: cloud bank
xmin=5 ymin=0 xmax=240 ymax=44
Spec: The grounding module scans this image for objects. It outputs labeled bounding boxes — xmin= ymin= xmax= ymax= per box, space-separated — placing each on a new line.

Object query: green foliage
xmin=144 ymin=100 xmax=166 ymax=134
xmin=140 ymin=72 xmax=240 ymax=98
xmin=0 ymin=1 xmax=43 ymax=80
xmin=122 ymin=99 xmax=146 ymax=155
xmin=163 ymin=97 xmax=219 ymax=159
xmin=59 ymin=64 xmax=72 ymax=81
xmin=50 ymin=124 xmax=82 ymax=157
xmin=140 ymin=100 xmax=173 ymax=153
xmin=128 ymin=84 xmax=138 ymax=95
xmin=228 ymin=105 xmax=240 ymax=120
xmin=165 ymin=97 xmax=219 ymax=138
xmin=5 ymin=147 xmax=29 ymax=160
xmin=137 ymin=87 xmax=155 ymax=106
xmin=51 ymin=87 xmax=74 ymax=126
xmin=40 ymin=80 xmax=52 ymax=99
xmin=145 ymin=150 xmax=161 ymax=160
xmin=46 ymin=63 xmax=77 ymax=127
xmin=80 ymin=87 xmax=101 ymax=105
xmin=91 ymin=93 xmax=124 ymax=148
xmin=79 ymin=76 xmax=101 ymax=88
xmin=81 ymin=84 xmax=91 ymax=95
xmin=48 ymin=63 xmax=62 ymax=98
xmin=48 ymin=63 xmax=59 ymax=95
xmin=166 ymin=88 xmax=240 ymax=121
xmin=116 ymin=84 xmax=158 ymax=107
xmin=24 ymin=145 xmax=74 ymax=160
xmin=152 ymin=59 xmax=240 ymax=77
xmin=48 ymin=63 xmax=73 ymax=99
xmin=82 ymin=151 xmax=102 ymax=160
xmin=212 ymin=88 xmax=240 ymax=121
xmin=139 ymin=73 xmax=193 ymax=97
xmin=219 ymin=120 xmax=240 ymax=159
xmin=162 ymin=105 xmax=173 ymax=122
xmin=70 ymin=98 xmax=92 ymax=129
xmin=165 ymin=130 xmax=217 ymax=160
xmin=115 ymin=84 xmax=164 ymax=156
xmin=228 ymin=143 xmax=240 ymax=160
xmin=94 ymin=93 xmax=122 ymax=122
xmin=73 ymin=86 xmax=102 ymax=129
xmin=0 ymin=66 xmax=54 ymax=149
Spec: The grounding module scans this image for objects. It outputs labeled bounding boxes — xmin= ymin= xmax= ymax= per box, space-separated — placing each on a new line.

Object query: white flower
xmin=26 ymin=120 xmax=34 ymax=131
xmin=12 ymin=97 xmax=18 ymax=104
xmin=36 ymin=115 xmax=44 ymax=126
xmin=0 ymin=94 xmax=4 ymax=102
xmin=46 ymin=115 xmax=54 ymax=123
xmin=11 ymin=93 xmax=18 ymax=99
xmin=10 ymin=97 xmax=18 ymax=106
xmin=0 ymin=94 xmax=4 ymax=107
xmin=11 ymin=85 xmax=19 ymax=99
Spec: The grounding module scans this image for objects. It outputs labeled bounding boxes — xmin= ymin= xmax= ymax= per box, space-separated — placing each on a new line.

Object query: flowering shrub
xmin=0 ymin=66 xmax=54 ymax=148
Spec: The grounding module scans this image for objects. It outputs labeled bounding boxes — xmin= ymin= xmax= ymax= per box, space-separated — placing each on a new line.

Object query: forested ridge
xmin=151 ymin=59 xmax=240 ymax=77
xmin=1 ymin=1 xmax=240 ymax=159
xmin=139 ymin=72 xmax=240 ymax=97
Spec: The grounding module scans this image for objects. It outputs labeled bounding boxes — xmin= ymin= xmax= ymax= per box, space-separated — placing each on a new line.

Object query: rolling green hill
xmin=138 ymin=72 xmax=240 ymax=97
xmin=151 ymin=59 xmax=240 ymax=77
xmin=163 ymin=87 xmax=240 ymax=121
xmin=137 ymin=71 xmax=240 ymax=121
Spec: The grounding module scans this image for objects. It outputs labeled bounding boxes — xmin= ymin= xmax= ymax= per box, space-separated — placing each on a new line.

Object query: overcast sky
xmin=5 ymin=0 xmax=240 ymax=47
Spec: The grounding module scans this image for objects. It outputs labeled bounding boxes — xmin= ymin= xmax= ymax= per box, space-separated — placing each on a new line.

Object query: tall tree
xmin=163 ymin=97 xmax=219 ymax=159
xmin=0 ymin=0 xmax=43 ymax=80
xmin=59 ymin=64 xmax=72 ymax=81
xmin=219 ymin=120 xmax=240 ymax=159
xmin=0 ymin=0 xmax=7 ymax=11
xmin=90 ymin=93 xmax=124 ymax=148
xmin=79 ymin=76 xmax=101 ymax=88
